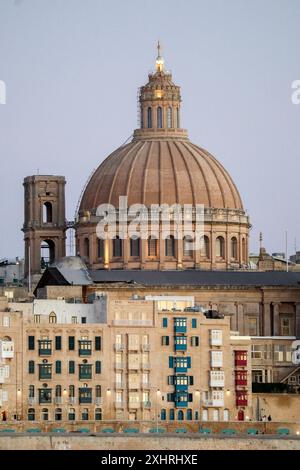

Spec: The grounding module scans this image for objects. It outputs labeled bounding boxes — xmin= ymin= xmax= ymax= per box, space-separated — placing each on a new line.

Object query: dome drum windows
xmin=157 ymin=106 xmax=163 ymax=128
xmin=113 ymin=236 xmax=123 ymax=258
xmin=200 ymin=236 xmax=210 ymax=259
xmin=148 ymin=237 xmax=158 ymax=257
xmin=215 ymin=236 xmax=225 ymax=259
xmin=231 ymin=237 xmax=238 ymax=261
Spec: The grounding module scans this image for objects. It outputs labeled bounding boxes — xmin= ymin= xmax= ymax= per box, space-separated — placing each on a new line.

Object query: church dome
xmin=76 ymin=44 xmax=249 ymax=271
xmin=79 ymin=138 xmax=243 ymax=211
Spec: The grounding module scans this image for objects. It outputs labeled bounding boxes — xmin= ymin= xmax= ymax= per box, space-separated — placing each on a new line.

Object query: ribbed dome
xmin=79 ymin=137 xmax=243 ymax=211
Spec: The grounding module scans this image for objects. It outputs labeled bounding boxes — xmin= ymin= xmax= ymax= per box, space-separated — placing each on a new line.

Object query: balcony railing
xmin=174 ymin=343 xmax=187 ymax=351
xmin=210 ymin=378 xmax=225 ymax=388
xmin=235 ymin=359 xmax=247 ymax=367
xmin=141 ymin=363 xmax=150 ymax=370
xmin=174 ymin=365 xmax=188 ymax=373
xmin=175 ymin=383 xmax=188 ymax=391
xmin=79 ymin=372 xmax=92 ymax=380
xmin=38 ymin=340 xmax=52 ymax=356
xmin=141 ymin=344 xmax=151 ymax=352
xmin=114 ymin=343 xmax=125 ymax=351
xmin=69 ymin=397 xmax=76 ymax=404
xmin=115 ymin=401 xmax=126 ymax=408
xmin=95 ymin=397 xmax=103 ymax=406
xmin=38 ymin=348 xmax=52 ymax=356
xmin=54 ymin=397 xmax=62 ymax=404
xmin=128 ymin=401 xmax=140 ymax=409
xmin=235 ymin=378 xmax=247 ymax=386
xmin=174 ymin=325 xmax=187 ymax=334
xmin=115 ymin=363 xmax=125 ymax=370
xmin=203 ymin=398 xmax=224 ymax=407
xmin=39 ymin=372 xmax=52 ymax=380
xmin=79 ymin=396 xmax=92 ymax=404
xmin=236 ymin=398 xmax=248 ymax=406
xmin=141 ymin=382 xmax=151 ymax=388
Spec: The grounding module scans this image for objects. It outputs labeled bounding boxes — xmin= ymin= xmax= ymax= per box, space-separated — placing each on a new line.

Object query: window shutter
xmin=95 ymin=336 xmax=101 ymax=351
xmin=168 ymin=376 xmax=174 ymax=385
xmin=163 ymin=318 xmax=168 ymax=328
xmin=68 ymin=336 xmax=75 ymax=350
xmin=167 ymin=393 xmax=174 ymax=402
xmin=28 ymin=336 xmax=35 ymax=350
xmin=188 ymin=393 xmax=193 ymax=402
xmin=55 ymin=336 xmax=62 ymax=351
xmin=69 ymin=360 xmax=75 ymax=374
xmin=95 ymin=361 xmax=101 ymax=374
xmin=28 ymin=360 xmax=35 ymax=374
xmin=189 ymin=376 xmax=194 ymax=385
xmin=166 ymin=336 xmax=169 ymax=346
xmin=169 ymin=356 xmax=174 ymax=368
xmin=192 ymin=318 xmax=197 ymax=328
xmin=187 ymin=357 xmax=191 ymax=368
xmin=55 ymin=361 xmax=62 ymax=374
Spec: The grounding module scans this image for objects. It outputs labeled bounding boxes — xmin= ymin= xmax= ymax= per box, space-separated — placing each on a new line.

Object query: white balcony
xmin=54 ymin=397 xmax=62 ymax=404
xmin=141 ymin=382 xmax=151 ymax=388
xmin=0 ymin=368 xmax=5 ymax=384
xmin=95 ymin=397 xmax=103 ymax=406
xmin=210 ymin=351 xmax=223 ymax=368
xmin=69 ymin=397 xmax=76 ymax=404
xmin=142 ymin=401 xmax=151 ymax=408
xmin=115 ymin=381 xmax=125 ymax=389
xmin=115 ymin=401 xmax=126 ymax=408
xmin=0 ymin=341 xmax=14 ymax=359
xmin=128 ymin=401 xmax=140 ymax=409
xmin=210 ymin=331 xmax=223 ymax=346
xmin=210 ymin=371 xmax=225 ymax=388
xmin=115 ymin=362 xmax=125 ymax=370
xmin=141 ymin=344 xmax=151 ymax=352
xmin=203 ymin=398 xmax=224 ymax=407
xmin=114 ymin=343 xmax=125 ymax=351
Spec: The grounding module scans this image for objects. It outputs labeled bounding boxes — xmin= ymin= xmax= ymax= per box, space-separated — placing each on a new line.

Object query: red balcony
xmin=235 ymin=371 xmax=247 ymax=386
xmin=234 ymin=350 xmax=247 ymax=367
xmin=236 ymin=398 xmax=248 ymax=406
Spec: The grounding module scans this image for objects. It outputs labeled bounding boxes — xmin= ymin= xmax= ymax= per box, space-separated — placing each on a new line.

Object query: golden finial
xmin=156 ymin=40 xmax=165 ymax=72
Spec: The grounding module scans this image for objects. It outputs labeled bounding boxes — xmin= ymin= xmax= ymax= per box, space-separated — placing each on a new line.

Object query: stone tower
xmin=23 ymin=175 xmax=66 ymax=281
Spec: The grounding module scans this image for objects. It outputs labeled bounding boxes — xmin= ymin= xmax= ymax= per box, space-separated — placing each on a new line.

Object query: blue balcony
xmin=175 ymin=383 xmax=188 ymax=392
xmin=174 ymin=342 xmax=187 ymax=352
xmin=174 ymin=325 xmax=187 ymax=334
xmin=174 ymin=365 xmax=188 ymax=373
xmin=174 ymin=392 xmax=189 ymax=408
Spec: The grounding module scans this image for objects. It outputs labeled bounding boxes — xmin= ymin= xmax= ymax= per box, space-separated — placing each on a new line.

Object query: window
xmin=130 ymin=237 xmax=140 ymax=257
xmin=191 ymin=336 xmax=199 ymax=346
xmin=81 ymin=317 xmax=87 ymax=324
xmin=167 ymin=107 xmax=172 ymax=128
xmin=95 ymin=336 xmax=101 ymax=351
xmin=161 ymin=409 xmax=166 ymax=420
xmin=95 ymin=408 xmax=102 ymax=420
xmin=281 ymin=317 xmax=291 ymax=336
xmin=210 ymin=329 xmax=223 ymax=346
xmin=169 ymin=409 xmax=175 ymax=420
xmin=49 ymin=311 xmax=57 ymax=324
xmin=274 ymin=345 xmax=284 ymax=362
xmin=43 ymin=202 xmax=53 ymax=223
xmin=82 ymin=408 xmax=89 ymax=420
xmin=68 ymin=408 xmax=75 ymax=421
xmin=39 ymin=364 xmax=52 ymax=380
xmin=147 ymin=107 xmax=152 ymax=128
xmin=216 ymin=236 xmax=225 ymax=258
xmin=28 ymin=408 xmax=35 ymax=421
xmin=55 ymin=336 xmax=62 ymax=351
xmin=34 ymin=314 xmax=40 ymax=324
xmin=251 ymin=345 xmax=262 ymax=359
xmin=242 ymin=238 xmax=246 ymax=263
xmin=55 ymin=360 xmax=62 ymax=374
xmin=97 ymin=238 xmax=104 ymax=259
xmin=95 ymin=361 xmax=101 ymax=374
xmin=28 ymin=360 xmax=35 ymax=374
xmin=84 ymin=237 xmax=89 ymax=258
xmin=176 ymin=108 xmax=180 ymax=128
xmin=157 ymin=106 xmax=163 ymax=128
xmin=183 ymin=236 xmax=193 ymax=258
xmin=248 ymin=317 xmax=258 ymax=336
xmin=69 ymin=360 xmax=75 ymax=374
xmin=165 ymin=235 xmax=175 ymax=257
xmin=187 ymin=409 xmax=192 ymax=420
xmin=95 ymin=385 xmax=101 ymax=397
xmin=161 ymin=336 xmax=169 ymax=346
xmin=55 ymin=385 xmax=62 ymax=397
xmin=68 ymin=336 xmax=75 ymax=351
xmin=28 ymin=336 xmax=35 ymax=350
xmin=69 ymin=385 xmax=75 ymax=398
xmin=78 ymin=339 xmax=92 ymax=356
xmin=71 ymin=316 xmax=77 ymax=324
xmin=200 ymin=235 xmax=210 ymax=258
xmin=162 ymin=318 xmax=168 ymax=328
xmin=148 ymin=237 xmax=157 ymax=257
xmin=192 ymin=318 xmax=197 ymax=328
xmin=202 ymin=409 xmax=208 ymax=421
xmin=231 ymin=237 xmax=238 ymax=260
xmin=42 ymin=408 xmax=49 ymax=421
xmin=252 ymin=370 xmax=263 ymax=383
xmin=113 ymin=236 xmax=122 ymax=257
xmin=29 ymin=385 xmax=35 ymax=398
xmin=79 ymin=364 xmax=92 ymax=380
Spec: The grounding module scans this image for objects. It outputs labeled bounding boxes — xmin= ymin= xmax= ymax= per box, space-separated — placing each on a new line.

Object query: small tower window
xmin=97 ymin=238 xmax=104 ymax=259
xmin=147 ymin=107 xmax=152 ymax=128
xmin=49 ymin=311 xmax=57 ymax=324
xmin=84 ymin=237 xmax=90 ymax=258
xmin=43 ymin=202 xmax=53 ymax=223
xmin=113 ymin=236 xmax=122 ymax=258
xmin=130 ymin=237 xmax=140 ymax=257
xmin=167 ymin=107 xmax=172 ymax=128
xmin=200 ymin=235 xmax=210 ymax=258
xmin=165 ymin=235 xmax=175 ymax=257
xmin=148 ymin=237 xmax=158 ymax=257
xmin=157 ymin=106 xmax=163 ymax=128
xmin=231 ymin=237 xmax=238 ymax=260
xmin=176 ymin=108 xmax=180 ymax=128
xmin=216 ymin=236 xmax=225 ymax=258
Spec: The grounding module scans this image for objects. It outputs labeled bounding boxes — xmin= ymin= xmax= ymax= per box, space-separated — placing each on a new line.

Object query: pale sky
xmin=0 ymin=0 xmax=300 ymax=259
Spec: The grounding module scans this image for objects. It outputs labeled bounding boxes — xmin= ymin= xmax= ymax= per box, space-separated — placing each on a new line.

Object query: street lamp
xmin=63 ymin=388 xmax=67 ymax=422
xmin=106 ymin=388 xmax=111 ymax=421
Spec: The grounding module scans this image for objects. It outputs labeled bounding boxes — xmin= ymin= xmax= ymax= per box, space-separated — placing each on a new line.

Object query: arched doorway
xmin=238 ymin=409 xmax=244 ymax=421
xmin=40 ymin=239 xmax=55 ymax=269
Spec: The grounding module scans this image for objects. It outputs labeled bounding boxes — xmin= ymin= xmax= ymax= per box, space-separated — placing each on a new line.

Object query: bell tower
xmin=23 ymin=175 xmax=66 ymax=282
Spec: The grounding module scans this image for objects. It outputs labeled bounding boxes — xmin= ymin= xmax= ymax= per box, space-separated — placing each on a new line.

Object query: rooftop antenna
xmin=259 ymin=232 xmax=263 ymax=250
xmin=285 ymin=230 xmax=289 ymax=272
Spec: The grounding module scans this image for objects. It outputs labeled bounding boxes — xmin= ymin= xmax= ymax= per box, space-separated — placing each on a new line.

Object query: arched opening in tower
xmin=40 ymin=239 xmax=55 ymax=269
xmin=43 ymin=202 xmax=53 ymax=223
